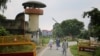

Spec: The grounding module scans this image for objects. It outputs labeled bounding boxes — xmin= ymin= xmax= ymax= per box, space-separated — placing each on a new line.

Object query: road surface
xmin=38 ymin=41 xmax=77 ymax=56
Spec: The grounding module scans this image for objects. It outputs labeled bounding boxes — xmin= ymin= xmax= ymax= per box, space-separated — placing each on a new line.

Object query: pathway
xmin=38 ymin=41 xmax=77 ymax=56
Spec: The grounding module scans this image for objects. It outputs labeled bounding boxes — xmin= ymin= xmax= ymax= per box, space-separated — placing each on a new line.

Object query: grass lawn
xmin=70 ymin=45 xmax=93 ymax=56
xmin=39 ymin=37 xmax=50 ymax=45
xmin=36 ymin=37 xmax=50 ymax=50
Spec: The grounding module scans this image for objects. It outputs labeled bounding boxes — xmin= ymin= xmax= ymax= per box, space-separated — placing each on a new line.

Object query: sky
xmin=2 ymin=0 xmax=100 ymax=30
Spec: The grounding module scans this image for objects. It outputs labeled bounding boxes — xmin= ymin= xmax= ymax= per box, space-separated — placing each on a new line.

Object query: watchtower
xmin=22 ymin=1 xmax=46 ymax=43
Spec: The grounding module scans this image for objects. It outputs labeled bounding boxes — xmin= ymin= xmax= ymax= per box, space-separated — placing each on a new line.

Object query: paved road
xmin=38 ymin=41 xmax=77 ymax=56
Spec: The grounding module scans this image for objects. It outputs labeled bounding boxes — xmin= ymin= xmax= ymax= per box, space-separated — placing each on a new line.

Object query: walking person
xmin=48 ymin=38 xmax=53 ymax=50
xmin=62 ymin=38 xmax=68 ymax=56
xmin=56 ymin=38 xmax=60 ymax=50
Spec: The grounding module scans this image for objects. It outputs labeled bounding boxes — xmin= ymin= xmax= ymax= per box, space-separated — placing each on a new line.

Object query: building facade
xmin=41 ymin=30 xmax=52 ymax=37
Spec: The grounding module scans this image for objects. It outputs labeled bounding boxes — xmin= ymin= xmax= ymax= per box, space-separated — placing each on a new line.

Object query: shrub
xmin=95 ymin=47 xmax=100 ymax=56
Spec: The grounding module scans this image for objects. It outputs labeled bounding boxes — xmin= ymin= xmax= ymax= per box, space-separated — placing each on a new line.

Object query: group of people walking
xmin=48 ymin=38 xmax=68 ymax=56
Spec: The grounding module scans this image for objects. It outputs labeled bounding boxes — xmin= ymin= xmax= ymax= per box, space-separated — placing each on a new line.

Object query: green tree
xmin=61 ymin=19 xmax=84 ymax=39
xmin=83 ymin=8 xmax=100 ymax=40
xmin=77 ymin=29 xmax=89 ymax=39
xmin=53 ymin=23 xmax=63 ymax=38
xmin=0 ymin=14 xmax=6 ymax=25
xmin=0 ymin=0 xmax=9 ymax=12
xmin=0 ymin=26 xmax=9 ymax=36
xmin=0 ymin=14 xmax=9 ymax=35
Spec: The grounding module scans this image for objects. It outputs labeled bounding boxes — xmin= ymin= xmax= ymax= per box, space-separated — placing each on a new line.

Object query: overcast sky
xmin=3 ymin=0 xmax=100 ymax=30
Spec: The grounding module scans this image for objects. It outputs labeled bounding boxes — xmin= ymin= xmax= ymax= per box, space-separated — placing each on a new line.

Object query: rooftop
xmin=22 ymin=1 xmax=46 ymax=8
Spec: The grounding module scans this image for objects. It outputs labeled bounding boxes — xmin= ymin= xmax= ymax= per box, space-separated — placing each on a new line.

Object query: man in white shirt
xmin=62 ymin=38 xmax=68 ymax=56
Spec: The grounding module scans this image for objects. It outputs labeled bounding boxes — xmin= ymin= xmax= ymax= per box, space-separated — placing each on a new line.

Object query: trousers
xmin=62 ymin=49 xmax=67 ymax=56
